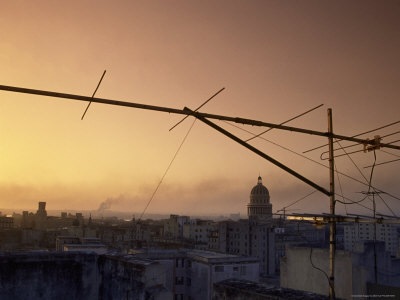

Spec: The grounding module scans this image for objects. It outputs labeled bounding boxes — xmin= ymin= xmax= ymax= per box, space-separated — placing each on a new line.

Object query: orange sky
xmin=1 ymin=0 xmax=399 ymax=217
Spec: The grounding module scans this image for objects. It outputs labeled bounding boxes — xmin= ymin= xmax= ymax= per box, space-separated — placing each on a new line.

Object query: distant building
xmin=182 ymin=219 xmax=213 ymax=245
xmin=0 ymin=216 xmax=13 ymax=229
xmin=344 ymin=223 xmax=400 ymax=257
xmin=56 ymin=236 xmax=81 ymax=251
xmin=208 ymin=176 xmax=275 ymax=276
xmin=164 ymin=214 xmax=190 ymax=239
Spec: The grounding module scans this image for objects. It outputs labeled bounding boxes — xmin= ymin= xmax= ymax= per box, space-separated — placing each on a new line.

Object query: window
xmin=215 ymin=265 xmax=224 ymax=272
xmin=240 ymin=266 xmax=246 ymax=275
xmin=186 ymin=277 xmax=192 ymax=286
xmin=233 ymin=266 xmax=239 ymax=272
xmin=175 ymin=277 xmax=184 ymax=285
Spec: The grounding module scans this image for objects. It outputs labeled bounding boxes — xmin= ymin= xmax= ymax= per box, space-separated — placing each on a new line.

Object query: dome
xmin=250 ymin=176 xmax=270 ymax=204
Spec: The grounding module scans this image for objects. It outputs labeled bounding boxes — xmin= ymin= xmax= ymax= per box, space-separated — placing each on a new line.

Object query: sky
xmin=1 ymin=0 xmax=400 ymax=218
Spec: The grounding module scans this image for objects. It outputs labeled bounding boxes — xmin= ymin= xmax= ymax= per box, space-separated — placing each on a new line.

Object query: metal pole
xmin=328 ymin=108 xmax=336 ymax=300
xmin=1 ymin=84 xmax=400 ymax=150
xmin=373 ymin=193 xmax=378 ymax=284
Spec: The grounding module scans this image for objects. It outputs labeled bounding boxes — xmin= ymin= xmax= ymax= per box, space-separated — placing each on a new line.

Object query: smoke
xmin=97 ymin=195 xmax=123 ymax=213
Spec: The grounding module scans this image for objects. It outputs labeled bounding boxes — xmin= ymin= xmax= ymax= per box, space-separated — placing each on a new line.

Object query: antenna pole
xmin=328 ymin=108 xmax=336 ymax=300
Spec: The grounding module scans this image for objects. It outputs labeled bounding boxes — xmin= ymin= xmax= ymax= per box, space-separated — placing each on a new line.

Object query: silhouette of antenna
xmin=81 ymin=70 xmax=107 ymax=120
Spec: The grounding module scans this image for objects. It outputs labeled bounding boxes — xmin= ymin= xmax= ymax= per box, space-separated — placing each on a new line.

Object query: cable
xmin=276 ymin=190 xmax=317 ymax=213
xmin=303 ymin=119 xmax=400 ymax=154
xmin=292 ymin=228 xmax=333 ymax=292
xmin=374 ymin=189 xmax=397 ymax=218
xmin=320 ymin=130 xmax=400 ymax=158
xmin=321 ymin=138 xmax=400 ymax=160
xmin=334 ymin=139 xmax=370 ymax=185
xmin=368 ymin=150 xmax=376 ymax=194
xmin=380 ymin=149 xmax=400 ymax=158
xmin=364 ymin=158 xmax=400 ymax=169
xmin=245 ymin=104 xmax=323 ymax=142
xmin=137 ymin=118 xmax=197 ymax=223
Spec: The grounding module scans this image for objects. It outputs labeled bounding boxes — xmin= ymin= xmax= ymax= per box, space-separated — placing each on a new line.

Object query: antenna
xmin=81 ymin=70 xmax=107 ymax=120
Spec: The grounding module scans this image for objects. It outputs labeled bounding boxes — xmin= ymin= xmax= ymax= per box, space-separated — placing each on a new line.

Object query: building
xmin=274 ymin=221 xmax=326 ymax=272
xmin=344 ymin=223 xmax=400 ymax=257
xmin=131 ymin=248 xmax=260 ymax=300
xmin=164 ymin=214 xmax=191 ymax=239
xmin=280 ymin=241 xmax=400 ymax=299
xmin=214 ymin=279 xmax=329 ymax=300
xmin=0 ymin=216 xmax=13 ymax=229
xmin=208 ymin=176 xmax=275 ymax=276
xmin=248 ymin=176 xmax=272 ymax=222
xmin=0 ymin=251 xmax=171 ymax=300
xmin=182 ymin=219 xmax=213 ymax=246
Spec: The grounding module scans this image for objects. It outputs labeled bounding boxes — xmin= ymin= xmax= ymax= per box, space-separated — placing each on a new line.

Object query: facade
xmin=0 ymin=252 xmax=170 ymax=300
xmin=344 ymin=223 xmax=400 ymax=257
xmin=164 ymin=215 xmax=191 ymax=239
xmin=131 ymin=248 xmax=259 ymax=300
xmin=280 ymin=241 xmax=400 ymax=300
xmin=274 ymin=221 xmax=326 ymax=272
xmin=182 ymin=219 xmax=213 ymax=244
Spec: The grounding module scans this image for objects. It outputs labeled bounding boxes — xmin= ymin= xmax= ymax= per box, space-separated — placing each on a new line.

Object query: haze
xmin=1 ymin=0 xmax=399 ymax=217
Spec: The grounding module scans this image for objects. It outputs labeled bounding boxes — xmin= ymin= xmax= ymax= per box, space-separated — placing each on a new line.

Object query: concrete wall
xmin=0 ymin=252 xmax=98 ymax=300
xmin=280 ymin=246 xmax=352 ymax=299
xmin=281 ymin=242 xmax=400 ymax=300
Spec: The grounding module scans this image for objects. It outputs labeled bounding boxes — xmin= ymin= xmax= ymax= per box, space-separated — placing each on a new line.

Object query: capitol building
xmin=247 ymin=176 xmax=273 ymax=222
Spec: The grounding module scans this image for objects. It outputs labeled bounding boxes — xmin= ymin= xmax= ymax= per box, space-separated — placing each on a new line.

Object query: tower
xmin=247 ymin=176 xmax=272 ymax=222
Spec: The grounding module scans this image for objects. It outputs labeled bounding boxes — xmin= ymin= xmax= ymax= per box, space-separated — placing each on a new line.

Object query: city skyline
xmin=1 ymin=1 xmax=400 ymax=217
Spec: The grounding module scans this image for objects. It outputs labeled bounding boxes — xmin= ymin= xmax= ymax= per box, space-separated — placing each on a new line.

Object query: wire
xmin=224 ymin=121 xmax=400 ymax=203
xmin=364 ymin=158 xmax=400 ymax=169
xmin=374 ymin=189 xmax=398 ymax=218
xmin=380 ymin=149 xmax=400 ymax=158
xmin=137 ymin=118 xmax=197 ymax=223
xmin=292 ymin=229 xmax=333 ymax=292
xmin=367 ymin=150 xmax=397 ymax=217
xmin=223 ymin=121 xmax=329 ymax=168
xmin=169 ymin=87 xmax=225 ymax=131
xmin=303 ymin=119 xmax=400 ymax=154
xmin=321 ymin=138 xmax=400 ymax=160
xmin=245 ymin=104 xmax=323 ymax=142
xmin=320 ymin=130 xmax=400 ymax=158
xmin=368 ymin=150 xmax=376 ymax=194
xmin=334 ymin=139 xmax=369 ymax=185
xmin=335 ymin=194 xmax=370 ymax=207
xmin=276 ymin=190 xmax=317 ymax=213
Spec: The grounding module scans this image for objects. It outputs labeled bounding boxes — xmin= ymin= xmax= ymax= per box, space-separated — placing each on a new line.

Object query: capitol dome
xmin=250 ymin=176 xmax=270 ymax=204
xmin=248 ymin=176 xmax=272 ymax=221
